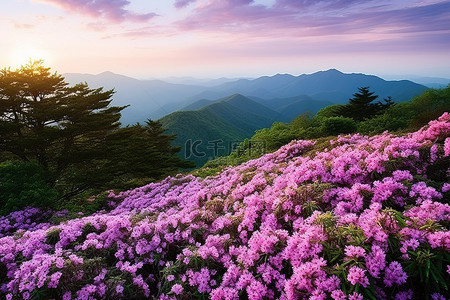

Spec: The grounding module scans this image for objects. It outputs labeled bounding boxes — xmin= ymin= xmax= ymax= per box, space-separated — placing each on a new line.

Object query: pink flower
xmin=348 ymin=292 xmax=363 ymax=300
xmin=347 ymin=266 xmax=369 ymax=287
xmin=444 ymin=137 xmax=450 ymax=156
xmin=344 ymin=245 xmax=366 ymax=259
xmin=384 ymin=261 xmax=408 ymax=287
xmin=331 ymin=290 xmax=346 ymax=300
xmin=171 ymin=284 xmax=183 ymax=295
xmin=116 ymin=284 xmax=124 ymax=294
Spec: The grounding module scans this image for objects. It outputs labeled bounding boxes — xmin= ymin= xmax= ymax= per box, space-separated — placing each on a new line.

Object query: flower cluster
xmin=0 ymin=114 xmax=449 ymax=299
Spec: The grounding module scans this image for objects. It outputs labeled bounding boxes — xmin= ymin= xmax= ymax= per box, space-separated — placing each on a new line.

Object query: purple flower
xmin=384 ymin=261 xmax=408 ymax=287
xmin=347 ymin=266 xmax=369 ymax=287
xmin=0 ymin=113 xmax=449 ymax=299
xmin=116 ymin=284 xmax=124 ymax=294
xmin=171 ymin=284 xmax=183 ymax=295
xmin=344 ymin=245 xmax=366 ymax=259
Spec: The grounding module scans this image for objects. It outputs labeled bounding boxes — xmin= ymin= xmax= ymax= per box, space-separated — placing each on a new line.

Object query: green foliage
xmin=316 ymin=104 xmax=344 ymax=118
xmin=323 ymin=117 xmax=357 ymax=136
xmin=289 ymin=112 xmax=312 ymax=130
xmin=194 ymin=86 xmax=449 ymax=173
xmin=252 ymin=122 xmax=297 ymax=151
xmin=358 ymin=86 xmax=450 ymax=134
xmin=409 ymin=85 xmax=450 ymax=129
xmin=357 ymin=102 xmax=413 ymax=134
xmin=0 ymin=61 xmax=123 ymax=193
xmin=0 ymin=61 xmax=193 ymax=203
xmin=0 ymin=161 xmax=57 ymax=214
xmin=404 ymin=248 xmax=450 ymax=296
xmin=52 ymin=190 xmax=112 ymax=218
xmin=64 ymin=120 xmax=195 ymax=191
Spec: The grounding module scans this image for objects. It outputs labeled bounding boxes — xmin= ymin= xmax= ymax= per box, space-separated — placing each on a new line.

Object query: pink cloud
xmin=176 ymin=0 xmax=282 ymax=32
xmin=274 ymin=0 xmax=377 ymax=9
xmin=174 ymin=0 xmax=450 ymax=41
xmin=39 ymin=0 xmax=157 ymax=23
xmin=174 ymin=0 xmax=197 ymax=9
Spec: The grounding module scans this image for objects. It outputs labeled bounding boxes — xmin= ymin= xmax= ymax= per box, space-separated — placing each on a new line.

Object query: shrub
xmin=0 ymin=161 xmax=57 ymax=215
xmin=323 ymin=117 xmax=357 ymax=136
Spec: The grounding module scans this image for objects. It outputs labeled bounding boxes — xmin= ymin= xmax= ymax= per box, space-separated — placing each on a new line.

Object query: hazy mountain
xmin=159 ymin=94 xmax=284 ymax=167
xmin=188 ymin=69 xmax=428 ymax=104
xmin=64 ymin=71 xmax=208 ymax=124
xmin=251 ymin=95 xmax=334 ymax=120
xmin=408 ymin=76 xmax=450 ymax=88
xmin=181 ymin=99 xmax=213 ymax=111
xmin=381 ymin=74 xmax=450 ymax=88
xmin=64 ymin=69 xmax=429 ymax=125
xmin=159 ymin=77 xmax=245 ymax=87
xmin=183 ymin=95 xmax=333 ymax=122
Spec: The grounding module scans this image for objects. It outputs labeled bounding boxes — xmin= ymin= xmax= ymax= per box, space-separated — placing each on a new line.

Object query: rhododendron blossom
xmin=0 ymin=114 xmax=449 ymax=299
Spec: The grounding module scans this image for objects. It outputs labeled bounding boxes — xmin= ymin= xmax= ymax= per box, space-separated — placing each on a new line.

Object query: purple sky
xmin=1 ymin=0 xmax=449 ymax=78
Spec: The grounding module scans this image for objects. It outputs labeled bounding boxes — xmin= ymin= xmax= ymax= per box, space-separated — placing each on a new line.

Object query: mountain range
xmin=64 ymin=69 xmax=429 ymax=125
xmin=64 ymin=69 xmax=430 ymax=167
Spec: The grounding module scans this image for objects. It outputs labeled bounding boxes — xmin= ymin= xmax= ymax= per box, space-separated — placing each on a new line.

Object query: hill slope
xmin=159 ymin=94 xmax=283 ymax=166
xmin=253 ymin=95 xmax=334 ymax=120
xmin=1 ymin=113 xmax=449 ymax=299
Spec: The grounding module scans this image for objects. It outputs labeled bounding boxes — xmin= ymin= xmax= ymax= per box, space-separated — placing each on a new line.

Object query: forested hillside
xmin=202 ymin=86 xmax=450 ymax=171
xmin=160 ymin=94 xmax=284 ymax=167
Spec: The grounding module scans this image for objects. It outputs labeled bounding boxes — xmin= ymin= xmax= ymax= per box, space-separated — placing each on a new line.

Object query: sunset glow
xmin=1 ymin=0 xmax=449 ymax=78
xmin=9 ymin=45 xmax=52 ymax=68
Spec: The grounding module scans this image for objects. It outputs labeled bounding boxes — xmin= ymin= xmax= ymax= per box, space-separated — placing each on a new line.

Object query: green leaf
xmin=364 ymin=287 xmax=378 ymax=300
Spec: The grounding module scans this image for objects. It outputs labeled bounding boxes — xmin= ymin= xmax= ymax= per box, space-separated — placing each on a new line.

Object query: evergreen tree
xmin=0 ymin=61 xmax=123 ymax=186
xmin=381 ymin=96 xmax=395 ymax=110
xmin=334 ymin=87 xmax=388 ymax=121
xmin=0 ymin=61 xmax=192 ymax=198
xmin=88 ymin=120 xmax=194 ymax=190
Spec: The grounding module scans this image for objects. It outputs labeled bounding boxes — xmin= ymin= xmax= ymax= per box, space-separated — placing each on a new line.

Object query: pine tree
xmin=0 ymin=61 xmax=192 ymax=198
xmin=380 ymin=96 xmax=395 ymax=110
xmin=0 ymin=61 xmax=124 ymax=183
xmin=335 ymin=87 xmax=380 ymax=121
xmin=88 ymin=120 xmax=194 ymax=190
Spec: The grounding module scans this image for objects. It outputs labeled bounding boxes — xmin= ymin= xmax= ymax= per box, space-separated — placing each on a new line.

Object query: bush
xmin=0 ymin=161 xmax=58 ymax=215
xmin=358 ymin=113 xmax=410 ymax=135
xmin=409 ymin=85 xmax=450 ymax=129
xmin=323 ymin=117 xmax=357 ymax=136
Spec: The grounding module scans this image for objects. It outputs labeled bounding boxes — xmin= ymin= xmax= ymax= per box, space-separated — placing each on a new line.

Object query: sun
xmin=10 ymin=45 xmax=52 ymax=68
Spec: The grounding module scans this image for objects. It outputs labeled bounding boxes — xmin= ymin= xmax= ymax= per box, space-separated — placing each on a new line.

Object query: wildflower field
xmin=1 ymin=114 xmax=449 ymax=300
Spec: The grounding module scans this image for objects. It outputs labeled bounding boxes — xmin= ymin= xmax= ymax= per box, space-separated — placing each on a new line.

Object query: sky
xmin=1 ymin=0 xmax=450 ymax=79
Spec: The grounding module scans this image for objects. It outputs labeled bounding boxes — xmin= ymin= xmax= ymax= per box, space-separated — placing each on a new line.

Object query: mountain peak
xmin=273 ymin=73 xmax=293 ymax=77
xmin=97 ymin=71 xmax=116 ymax=76
xmin=324 ymin=68 xmax=343 ymax=74
xmin=228 ymin=93 xmax=246 ymax=98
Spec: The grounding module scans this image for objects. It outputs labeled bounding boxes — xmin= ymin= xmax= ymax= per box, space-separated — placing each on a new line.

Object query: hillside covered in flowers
xmin=1 ymin=113 xmax=449 ymax=300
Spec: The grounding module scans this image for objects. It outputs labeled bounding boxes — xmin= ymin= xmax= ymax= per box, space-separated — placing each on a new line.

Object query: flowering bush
xmin=1 ymin=113 xmax=449 ymax=299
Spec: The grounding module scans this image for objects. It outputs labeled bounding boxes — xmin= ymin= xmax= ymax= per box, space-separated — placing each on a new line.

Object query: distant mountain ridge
xmin=64 ymin=72 xmax=207 ymax=125
xmin=64 ymin=69 xmax=428 ymax=125
xmin=190 ymin=69 xmax=427 ymax=104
